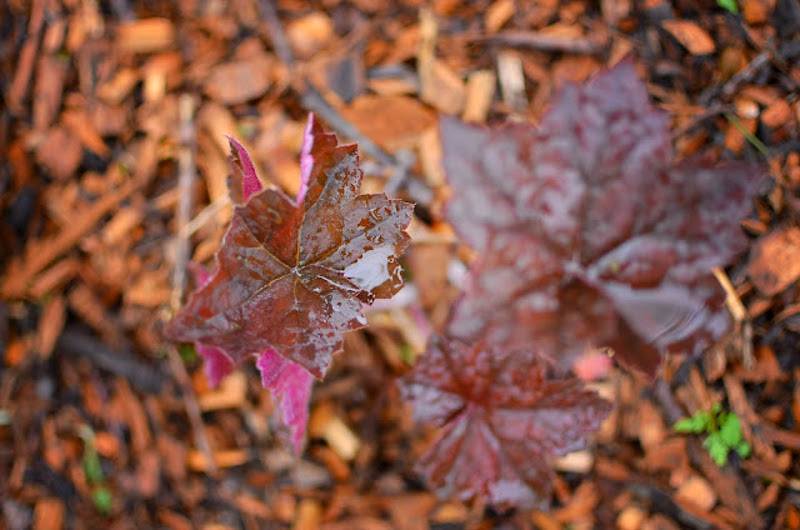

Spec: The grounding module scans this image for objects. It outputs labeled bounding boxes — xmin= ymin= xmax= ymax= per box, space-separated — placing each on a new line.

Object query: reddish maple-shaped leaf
xmin=167 ymin=114 xmax=413 ymax=379
xmin=400 ymin=336 xmax=611 ymax=509
xmin=441 ymin=59 xmax=762 ymax=377
xmin=185 ymin=148 xmax=315 ymax=454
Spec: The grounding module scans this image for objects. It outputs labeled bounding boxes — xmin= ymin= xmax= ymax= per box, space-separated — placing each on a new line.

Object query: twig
xmin=171 ymin=94 xmax=196 ymax=310
xmin=167 ymin=94 xmax=217 ymax=475
xmin=7 ymin=0 xmax=45 ymax=114
xmin=697 ymin=51 xmax=770 ymax=106
xmin=179 ymin=195 xmax=230 ymax=239
xmin=56 ymin=328 xmax=164 ymax=393
xmin=670 ymin=104 xmax=730 ymax=140
xmin=258 ymin=0 xmax=295 ymax=68
xmin=713 ymin=267 xmax=753 ymax=369
xmin=471 ymin=30 xmax=605 ymax=55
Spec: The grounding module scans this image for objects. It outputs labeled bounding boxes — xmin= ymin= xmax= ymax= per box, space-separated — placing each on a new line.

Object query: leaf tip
xmin=226 ymin=136 xmax=263 ymax=201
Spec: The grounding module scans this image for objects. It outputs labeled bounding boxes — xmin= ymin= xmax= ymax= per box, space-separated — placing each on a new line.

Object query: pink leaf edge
xmin=257 ymin=349 xmax=315 ymax=455
xmin=225 ymin=136 xmax=263 ymax=201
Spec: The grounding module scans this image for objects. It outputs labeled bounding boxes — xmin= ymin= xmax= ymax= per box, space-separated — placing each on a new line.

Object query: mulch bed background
xmin=2 ymin=0 xmax=800 ymax=528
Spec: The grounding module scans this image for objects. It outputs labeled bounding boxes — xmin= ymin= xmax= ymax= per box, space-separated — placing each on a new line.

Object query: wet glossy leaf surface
xmin=441 ymin=60 xmax=763 ymax=377
xmin=400 ymin=336 xmax=612 ymax=510
xmin=188 ymin=248 xmax=311 ymax=453
xmin=167 ymin=114 xmax=413 ymax=378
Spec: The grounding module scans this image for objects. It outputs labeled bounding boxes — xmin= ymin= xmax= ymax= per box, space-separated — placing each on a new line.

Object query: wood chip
xmin=204 ymin=55 xmax=273 ymax=105
xmin=676 ymin=475 xmax=717 ymax=512
xmin=462 ymin=70 xmax=496 ymax=123
xmin=637 ymin=400 xmax=667 ymax=449
xmin=286 ymin=13 xmax=334 ymax=58
xmin=617 ymin=505 xmax=647 ymax=530
xmin=197 ymin=372 xmax=247 ymax=411
xmin=33 ymin=498 xmax=64 ymax=530
xmin=497 ymin=51 xmax=527 ymax=112
xmin=187 ymin=449 xmax=249 ymax=471
xmin=553 ymin=450 xmax=594 ymax=473
xmin=485 ymin=0 xmax=515 ymax=33
xmin=340 ymin=95 xmax=436 ymax=151
xmin=35 ymin=125 xmax=83 ymax=181
xmin=761 ymin=99 xmax=792 ymax=129
xmin=96 ymin=67 xmax=138 ymax=104
xmin=661 ymin=20 xmax=716 ymax=55
xmin=308 ymin=403 xmax=360 ymax=461
xmin=293 ymin=498 xmax=323 ymax=530
xmin=33 ymin=55 xmax=68 ymax=130
xmin=742 ymin=0 xmax=772 ymax=24
xmin=116 ymin=18 xmax=176 ymax=53
xmin=420 ymin=59 xmax=466 ymax=115
xmin=35 ymin=295 xmax=65 ymax=359
xmin=386 ymin=493 xmax=437 ymax=530
xmin=747 ymin=226 xmax=800 ymax=295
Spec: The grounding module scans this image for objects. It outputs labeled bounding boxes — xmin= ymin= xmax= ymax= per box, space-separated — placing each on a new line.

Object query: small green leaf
xmin=736 ymin=440 xmax=752 ymax=459
xmin=178 ymin=344 xmax=198 ymax=362
xmin=717 ymin=0 xmax=739 ymax=14
xmin=674 ymin=412 xmax=709 ymax=434
xmin=704 ymin=432 xmax=729 ymax=466
xmin=674 ymin=417 xmax=698 ymax=433
xmin=92 ymin=486 xmax=113 ymax=515
xmin=719 ymin=413 xmax=743 ymax=447
xmin=83 ymin=447 xmax=104 ymax=484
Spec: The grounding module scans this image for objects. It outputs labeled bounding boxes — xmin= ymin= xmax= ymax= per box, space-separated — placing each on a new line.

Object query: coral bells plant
xmin=438 ymin=59 xmax=761 ymax=378
xmin=400 ymin=59 xmax=762 ymax=509
xmin=167 ymin=60 xmax=763 ymax=510
xmin=400 ymin=337 xmax=612 ymax=509
xmin=166 ymin=114 xmax=413 ymax=452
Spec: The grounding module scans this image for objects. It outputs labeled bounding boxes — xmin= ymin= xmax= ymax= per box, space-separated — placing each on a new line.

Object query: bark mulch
xmin=2 ymin=0 xmax=800 ymax=528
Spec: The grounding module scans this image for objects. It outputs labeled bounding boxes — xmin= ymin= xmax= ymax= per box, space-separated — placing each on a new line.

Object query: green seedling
xmin=717 ymin=0 xmax=739 ymax=14
xmin=674 ymin=403 xmax=752 ymax=466
xmin=78 ymin=425 xmax=113 ymax=515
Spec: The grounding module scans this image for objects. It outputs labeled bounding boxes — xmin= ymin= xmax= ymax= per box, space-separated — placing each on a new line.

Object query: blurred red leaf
xmin=400 ymin=336 xmax=612 ymax=509
xmin=440 ymin=59 xmax=762 ymax=377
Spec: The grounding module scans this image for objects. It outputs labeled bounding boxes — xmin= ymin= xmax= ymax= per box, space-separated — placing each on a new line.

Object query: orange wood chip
xmin=340 ymin=95 xmax=437 ymax=152
xmin=661 ymin=20 xmax=716 ymax=55
xmin=116 ymin=18 xmax=175 ymax=53
xmin=187 ymin=449 xmax=249 ymax=471
xmin=748 ymin=225 xmax=800 ymax=295
xmin=676 ymin=475 xmax=717 ymax=512
xmin=203 ymin=56 xmax=273 ymax=105
xmin=33 ymin=498 xmax=65 ymax=530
